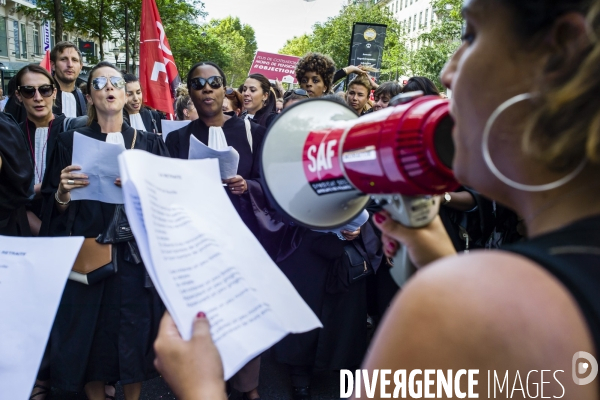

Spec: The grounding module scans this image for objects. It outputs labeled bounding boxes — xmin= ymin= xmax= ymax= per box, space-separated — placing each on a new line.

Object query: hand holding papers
xmin=189 ymin=135 xmax=239 ymax=179
xmin=118 ymin=150 xmax=321 ymax=379
xmin=71 ymin=132 xmax=125 ymax=204
xmin=0 ymin=236 xmax=83 ymax=399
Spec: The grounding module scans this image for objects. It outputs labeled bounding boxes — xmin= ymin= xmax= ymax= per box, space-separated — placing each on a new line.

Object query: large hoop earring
xmin=482 ymin=93 xmax=587 ymax=192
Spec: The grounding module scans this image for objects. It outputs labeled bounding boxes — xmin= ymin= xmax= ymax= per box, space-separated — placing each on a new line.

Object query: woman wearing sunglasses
xmin=11 ymin=65 xmax=67 ymax=239
xmin=241 ymin=73 xmax=278 ymax=128
xmin=40 ymin=61 xmax=169 ymax=400
xmin=123 ymin=73 xmax=164 ymax=134
xmin=165 ymin=61 xmax=267 ymax=400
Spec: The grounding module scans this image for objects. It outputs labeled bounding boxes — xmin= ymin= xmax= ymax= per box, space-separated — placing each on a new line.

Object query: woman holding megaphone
xmin=151 ymin=0 xmax=600 ymax=399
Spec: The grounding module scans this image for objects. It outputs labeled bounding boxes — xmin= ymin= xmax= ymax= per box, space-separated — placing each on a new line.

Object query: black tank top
xmin=506 ymin=215 xmax=600 ymax=354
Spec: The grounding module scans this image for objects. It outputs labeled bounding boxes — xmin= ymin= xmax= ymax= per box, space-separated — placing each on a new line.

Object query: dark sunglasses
xmin=190 ymin=76 xmax=224 ymax=90
xmin=284 ymin=89 xmax=309 ymax=99
xmin=18 ymin=84 xmax=54 ymax=99
xmin=92 ymin=76 xmax=126 ymax=91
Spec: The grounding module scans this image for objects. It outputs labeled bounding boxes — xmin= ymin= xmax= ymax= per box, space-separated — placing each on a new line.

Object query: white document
xmin=71 ymin=132 xmax=125 ymax=204
xmin=0 ymin=236 xmax=84 ymax=400
xmin=118 ymin=150 xmax=321 ymax=379
xmin=162 ymin=120 xmax=191 ymax=140
xmin=189 ymin=135 xmax=240 ymax=179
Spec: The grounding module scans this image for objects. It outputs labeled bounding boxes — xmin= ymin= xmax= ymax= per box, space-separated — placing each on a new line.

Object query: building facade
xmin=380 ymin=0 xmax=435 ymax=40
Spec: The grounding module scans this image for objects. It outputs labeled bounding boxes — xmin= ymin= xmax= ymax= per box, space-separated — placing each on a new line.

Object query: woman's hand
xmin=344 ymin=65 xmax=367 ymax=76
xmin=341 ymin=227 xmax=361 ymax=241
xmin=114 ymin=178 xmax=122 ymax=187
xmin=223 ymin=175 xmax=247 ymax=196
xmin=58 ymin=165 xmax=88 ymax=195
xmin=373 ymin=211 xmax=457 ymax=269
xmin=154 ymin=312 xmax=226 ymax=400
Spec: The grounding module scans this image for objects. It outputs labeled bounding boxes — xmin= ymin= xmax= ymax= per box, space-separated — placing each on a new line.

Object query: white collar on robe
xmin=61 ymin=91 xmax=77 ymax=118
xmin=128 ymin=113 xmax=146 ymax=131
xmin=208 ymin=126 xmax=228 ymax=150
xmin=106 ymin=132 xmax=126 ymax=148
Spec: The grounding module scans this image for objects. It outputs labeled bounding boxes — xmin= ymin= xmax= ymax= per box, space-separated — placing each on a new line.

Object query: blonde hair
xmin=524 ymin=1 xmax=600 ymax=169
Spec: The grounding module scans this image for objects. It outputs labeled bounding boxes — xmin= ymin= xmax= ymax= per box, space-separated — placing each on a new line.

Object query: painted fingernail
xmin=374 ymin=213 xmax=387 ymax=224
xmin=386 ymin=241 xmax=396 ymax=251
xmin=196 ymin=312 xmax=206 ymax=319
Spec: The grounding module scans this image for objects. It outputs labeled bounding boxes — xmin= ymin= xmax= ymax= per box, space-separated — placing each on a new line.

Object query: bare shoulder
xmin=362 ymin=251 xmax=598 ymax=398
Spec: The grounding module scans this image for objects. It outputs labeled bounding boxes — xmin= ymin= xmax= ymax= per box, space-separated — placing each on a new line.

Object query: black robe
xmin=0 ymin=112 xmax=33 ymax=235
xmin=165 ymin=115 xmax=266 ymax=236
xmin=4 ymin=95 xmax=27 ymax=124
xmin=20 ymin=114 xmax=68 ymax=217
xmin=124 ymin=108 xmax=164 ymax=134
xmin=52 ymin=85 xmax=87 ymax=117
xmin=40 ymin=121 xmax=169 ymax=391
xmin=273 ymin=220 xmax=383 ymax=371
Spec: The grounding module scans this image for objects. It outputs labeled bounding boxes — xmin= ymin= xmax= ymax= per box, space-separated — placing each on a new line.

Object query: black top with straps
xmin=506 ymin=215 xmax=600 ymax=354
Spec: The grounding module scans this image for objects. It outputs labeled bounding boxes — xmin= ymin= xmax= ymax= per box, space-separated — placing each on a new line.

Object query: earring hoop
xmin=482 ymin=93 xmax=587 ymax=192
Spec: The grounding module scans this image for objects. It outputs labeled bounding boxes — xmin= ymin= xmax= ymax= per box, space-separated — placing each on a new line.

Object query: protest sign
xmin=248 ymin=51 xmax=300 ymax=83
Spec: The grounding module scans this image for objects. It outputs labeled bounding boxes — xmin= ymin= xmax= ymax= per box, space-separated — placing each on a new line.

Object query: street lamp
xmin=111 ymin=47 xmax=120 ymax=64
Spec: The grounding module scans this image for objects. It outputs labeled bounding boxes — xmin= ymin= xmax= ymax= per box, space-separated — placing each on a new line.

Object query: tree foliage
xmin=204 ymin=16 xmax=257 ymax=87
xmin=279 ymin=34 xmax=312 ymax=58
xmin=18 ymin=0 xmax=236 ymax=79
xmin=413 ymin=0 xmax=463 ymax=88
xmin=277 ymin=0 xmax=463 ymax=86
xmin=278 ymin=4 xmax=408 ymax=82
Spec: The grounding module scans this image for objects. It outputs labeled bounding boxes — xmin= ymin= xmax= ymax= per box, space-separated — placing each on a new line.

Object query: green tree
xmin=279 ymin=34 xmax=312 ymax=57
xmin=279 ymin=4 xmax=407 ymax=82
xmin=205 ymin=16 xmax=257 ymax=87
xmin=413 ymin=0 xmax=463 ymax=88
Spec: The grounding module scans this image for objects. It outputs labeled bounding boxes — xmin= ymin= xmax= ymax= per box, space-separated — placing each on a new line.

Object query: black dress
xmin=165 ymin=115 xmax=266 ymax=235
xmin=506 ymin=215 xmax=600 ymax=354
xmin=52 ymin=86 xmax=87 ymax=117
xmin=40 ymin=121 xmax=169 ymax=391
xmin=0 ymin=112 xmax=33 ymax=235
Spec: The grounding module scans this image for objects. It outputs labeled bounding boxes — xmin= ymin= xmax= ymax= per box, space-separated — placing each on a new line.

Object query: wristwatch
xmin=442 ymin=192 xmax=451 ymax=205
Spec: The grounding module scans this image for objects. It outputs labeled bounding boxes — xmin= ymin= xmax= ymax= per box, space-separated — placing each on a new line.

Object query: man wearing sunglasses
xmin=50 ymin=41 xmax=87 ymax=118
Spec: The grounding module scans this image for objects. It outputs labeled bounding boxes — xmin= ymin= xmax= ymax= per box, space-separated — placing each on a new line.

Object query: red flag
xmin=40 ymin=50 xmax=51 ymax=73
xmin=139 ymin=0 xmax=181 ymax=116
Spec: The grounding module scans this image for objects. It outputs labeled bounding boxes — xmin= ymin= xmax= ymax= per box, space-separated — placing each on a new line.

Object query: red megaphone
xmin=261 ymin=92 xmax=459 ymax=285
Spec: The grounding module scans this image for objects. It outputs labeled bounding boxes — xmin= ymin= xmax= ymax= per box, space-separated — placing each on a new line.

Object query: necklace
xmin=26 ymin=118 xmax=54 ymax=184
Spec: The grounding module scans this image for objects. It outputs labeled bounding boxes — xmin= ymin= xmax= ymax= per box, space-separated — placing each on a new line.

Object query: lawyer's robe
xmin=40 ymin=121 xmax=169 ymax=391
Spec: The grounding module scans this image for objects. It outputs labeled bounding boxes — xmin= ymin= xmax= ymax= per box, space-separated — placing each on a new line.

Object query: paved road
xmin=47 ymin=350 xmax=341 ymax=400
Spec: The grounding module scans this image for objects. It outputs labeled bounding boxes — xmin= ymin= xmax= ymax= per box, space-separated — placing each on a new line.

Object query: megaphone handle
xmin=389 ymin=244 xmax=417 ymax=287
xmin=378 ymin=194 xmax=441 ymax=287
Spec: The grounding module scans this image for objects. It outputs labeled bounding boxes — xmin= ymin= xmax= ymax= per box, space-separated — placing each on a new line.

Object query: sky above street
xmin=200 ymin=0 xmax=346 ymax=53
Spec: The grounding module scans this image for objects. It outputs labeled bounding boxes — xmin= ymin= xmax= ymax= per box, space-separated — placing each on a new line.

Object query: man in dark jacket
xmin=50 ymin=41 xmax=87 ymax=117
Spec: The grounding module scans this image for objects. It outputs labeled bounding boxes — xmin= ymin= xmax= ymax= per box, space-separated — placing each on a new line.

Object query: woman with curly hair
xmin=295 ymin=52 xmax=367 ymax=98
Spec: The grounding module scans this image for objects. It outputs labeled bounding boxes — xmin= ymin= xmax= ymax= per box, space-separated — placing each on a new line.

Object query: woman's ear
xmin=542 ymin=12 xmax=591 ymax=83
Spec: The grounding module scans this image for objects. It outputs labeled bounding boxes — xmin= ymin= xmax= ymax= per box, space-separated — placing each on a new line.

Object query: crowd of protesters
xmin=3 ymin=0 xmax=600 ymax=396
